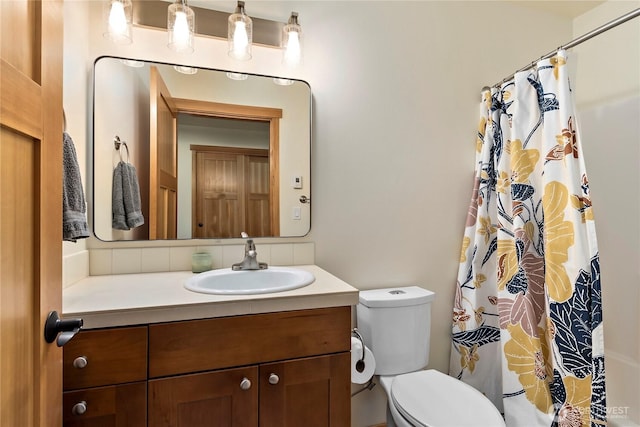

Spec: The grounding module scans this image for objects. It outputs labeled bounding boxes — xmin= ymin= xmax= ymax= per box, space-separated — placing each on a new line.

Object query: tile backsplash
xmin=66 ymin=242 xmax=315 ymax=285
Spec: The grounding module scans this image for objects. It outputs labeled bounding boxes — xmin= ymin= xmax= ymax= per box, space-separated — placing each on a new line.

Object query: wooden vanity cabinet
xmin=63 ymin=306 xmax=351 ymax=427
xmin=148 ymin=306 xmax=351 ymax=426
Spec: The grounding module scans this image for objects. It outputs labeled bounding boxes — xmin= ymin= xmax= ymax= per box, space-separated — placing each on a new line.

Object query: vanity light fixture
xmin=228 ymin=1 xmax=253 ymax=61
xmin=282 ymin=12 xmax=303 ymax=67
xmin=104 ymin=0 xmax=133 ymax=44
xmin=129 ymin=1 xmax=307 ymax=62
xmin=167 ymin=0 xmax=195 ymax=53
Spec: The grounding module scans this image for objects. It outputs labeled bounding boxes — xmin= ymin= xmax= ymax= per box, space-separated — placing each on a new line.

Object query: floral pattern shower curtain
xmin=449 ymin=51 xmax=606 ymax=427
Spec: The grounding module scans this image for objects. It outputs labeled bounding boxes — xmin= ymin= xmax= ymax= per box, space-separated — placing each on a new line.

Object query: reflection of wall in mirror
xmin=94 ymin=59 xmax=150 ymax=241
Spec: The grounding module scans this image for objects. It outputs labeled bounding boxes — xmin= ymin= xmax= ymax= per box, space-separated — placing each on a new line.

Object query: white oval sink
xmin=184 ymin=267 xmax=315 ymax=295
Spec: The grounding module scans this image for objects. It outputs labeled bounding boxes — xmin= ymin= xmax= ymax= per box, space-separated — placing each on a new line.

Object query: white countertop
xmin=63 ymin=265 xmax=359 ymax=329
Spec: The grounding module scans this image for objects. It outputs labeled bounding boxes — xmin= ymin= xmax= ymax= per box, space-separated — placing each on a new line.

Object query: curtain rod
xmin=491 ymin=7 xmax=640 ymax=88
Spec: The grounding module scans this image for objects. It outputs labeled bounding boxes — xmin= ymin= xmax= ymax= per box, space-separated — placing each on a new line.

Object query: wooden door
xmin=193 ymin=151 xmax=244 ymax=238
xmin=148 ymin=367 xmax=259 ymax=427
xmin=0 ymin=0 xmax=64 ymax=426
xmin=149 ymin=66 xmax=177 ymax=239
xmin=259 ymin=353 xmax=351 ymax=427
xmin=245 ymin=155 xmax=271 ymax=237
xmin=192 ymin=147 xmax=270 ymax=238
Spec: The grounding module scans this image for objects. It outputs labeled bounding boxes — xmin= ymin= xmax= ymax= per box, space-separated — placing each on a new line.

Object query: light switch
xmin=292 ymin=207 xmax=301 ymax=220
xmin=292 ymin=175 xmax=303 ymax=189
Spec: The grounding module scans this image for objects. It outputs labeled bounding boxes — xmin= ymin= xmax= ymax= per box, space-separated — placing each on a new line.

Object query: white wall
xmin=304 ymin=2 xmax=575 ymax=425
xmin=62 ymin=1 xmax=640 ymax=425
xmin=62 ymin=0 xmax=91 ymax=285
xmin=572 ymin=2 xmax=640 ymax=425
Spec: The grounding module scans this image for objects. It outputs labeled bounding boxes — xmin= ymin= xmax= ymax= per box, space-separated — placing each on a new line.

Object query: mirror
xmin=93 ymin=56 xmax=311 ymax=241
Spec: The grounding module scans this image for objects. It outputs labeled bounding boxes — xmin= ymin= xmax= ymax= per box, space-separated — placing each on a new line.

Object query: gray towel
xmin=62 ymin=132 xmax=90 ymax=242
xmin=112 ymin=160 xmax=144 ymax=230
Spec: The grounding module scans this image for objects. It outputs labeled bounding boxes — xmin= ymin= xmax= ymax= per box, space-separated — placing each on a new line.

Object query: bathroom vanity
xmin=61 ymin=265 xmax=357 ymax=426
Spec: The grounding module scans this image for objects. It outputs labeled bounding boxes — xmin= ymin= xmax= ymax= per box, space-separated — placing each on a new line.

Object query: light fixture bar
xmin=132 ymin=0 xmax=283 ymax=48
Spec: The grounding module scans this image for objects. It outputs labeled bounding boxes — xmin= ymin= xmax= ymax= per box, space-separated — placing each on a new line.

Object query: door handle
xmin=44 ymin=311 xmax=83 ymax=347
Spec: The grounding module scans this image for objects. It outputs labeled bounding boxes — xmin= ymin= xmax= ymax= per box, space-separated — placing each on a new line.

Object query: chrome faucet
xmin=231 ymin=232 xmax=268 ymax=271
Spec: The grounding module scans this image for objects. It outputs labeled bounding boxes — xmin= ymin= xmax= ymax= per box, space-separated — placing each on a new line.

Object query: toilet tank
xmin=357 ymin=286 xmax=435 ymax=376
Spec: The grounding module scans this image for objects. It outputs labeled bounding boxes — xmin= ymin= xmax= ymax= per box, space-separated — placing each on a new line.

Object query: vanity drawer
xmin=148 ymin=306 xmax=351 ymax=378
xmin=63 ymin=326 xmax=148 ymax=390
xmin=63 ymin=382 xmax=146 ymax=426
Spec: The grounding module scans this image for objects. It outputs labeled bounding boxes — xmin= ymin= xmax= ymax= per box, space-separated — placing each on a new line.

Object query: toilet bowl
xmin=357 ymin=286 xmax=505 ymax=427
xmin=379 ymin=371 xmax=505 ymax=427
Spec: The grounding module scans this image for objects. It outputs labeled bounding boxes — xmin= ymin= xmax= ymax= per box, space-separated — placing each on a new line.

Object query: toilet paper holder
xmin=351 ymin=328 xmax=366 ymax=372
xmin=351 ymin=328 xmax=376 ymax=397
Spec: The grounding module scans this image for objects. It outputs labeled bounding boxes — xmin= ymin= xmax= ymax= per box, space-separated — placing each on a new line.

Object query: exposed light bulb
xmin=228 ymin=1 xmax=252 ymax=61
xmin=174 ymin=65 xmax=198 ymax=75
xmin=172 ymin=11 xmax=190 ymax=47
xmin=108 ymin=1 xmax=127 ymax=37
xmin=273 ymin=78 xmax=294 ymax=86
xmin=284 ymin=31 xmax=301 ymax=66
xmin=104 ymin=0 xmax=132 ymax=44
xmin=168 ymin=1 xmax=194 ymax=53
xmin=226 ymin=72 xmax=248 ymax=81
xmin=232 ymin=22 xmax=249 ymax=58
xmin=282 ymin=12 xmax=302 ymax=67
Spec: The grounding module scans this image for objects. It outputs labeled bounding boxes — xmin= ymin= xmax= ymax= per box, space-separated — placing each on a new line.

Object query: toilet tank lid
xmin=358 ymin=286 xmax=435 ymax=308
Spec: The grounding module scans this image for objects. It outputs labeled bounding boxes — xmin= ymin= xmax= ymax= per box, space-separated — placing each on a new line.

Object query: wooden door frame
xmin=174 ymin=98 xmax=282 ymax=237
xmin=149 ymin=66 xmax=178 ymax=239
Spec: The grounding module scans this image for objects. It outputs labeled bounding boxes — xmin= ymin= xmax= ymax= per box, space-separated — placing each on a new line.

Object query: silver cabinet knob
xmin=73 ymin=356 xmax=88 ymax=369
xmin=72 ymin=401 xmax=87 ymax=416
xmin=240 ymin=377 xmax=252 ymax=390
xmin=268 ymin=373 xmax=280 ymax=385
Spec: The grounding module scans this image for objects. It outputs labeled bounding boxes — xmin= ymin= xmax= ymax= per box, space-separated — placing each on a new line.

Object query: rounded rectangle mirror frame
xmin=92 ymin=56 xmax=311 ymax=242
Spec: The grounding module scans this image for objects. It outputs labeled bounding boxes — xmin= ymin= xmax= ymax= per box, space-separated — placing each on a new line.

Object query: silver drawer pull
xmin=72 ymin=401 xmax=87 ymax=416
xmin=240 ymin=377 xmax=252 ymax=390
xmin=73 ymin=356 xmax=88 ymax=369
xmin=268 ymin=373 xmax=280 ymax=385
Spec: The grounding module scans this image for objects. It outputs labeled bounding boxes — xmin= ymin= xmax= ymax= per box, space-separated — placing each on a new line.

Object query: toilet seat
xmin=390 ymin=370 xmax=505 ymax=427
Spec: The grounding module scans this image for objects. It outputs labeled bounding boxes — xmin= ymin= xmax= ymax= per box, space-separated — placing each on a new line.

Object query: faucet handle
xmin=240 ymin=231 xmax=249 ymax=239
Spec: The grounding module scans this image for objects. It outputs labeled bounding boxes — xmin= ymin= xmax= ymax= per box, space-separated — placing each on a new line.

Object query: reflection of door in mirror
xmin=192 ymin=146 xmax=273 ymax=238
xmin=150 ymin=66 xmax=178 ymax=239
xmin=175 ymin=103 xmax=282 ymax=239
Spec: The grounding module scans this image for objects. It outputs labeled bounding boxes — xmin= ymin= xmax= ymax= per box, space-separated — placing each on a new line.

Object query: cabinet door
xmin=148 ymin=366 xmax=258 ymax=427
xmin=259 ymin=353 xmax=350 ymax=427
xmin=62 ymin=382 xmax=146 ymax=427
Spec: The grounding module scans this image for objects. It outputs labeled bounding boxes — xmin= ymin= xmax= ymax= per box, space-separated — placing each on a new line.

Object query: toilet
xmin=357 ymin=286 xmax=505 ymax=427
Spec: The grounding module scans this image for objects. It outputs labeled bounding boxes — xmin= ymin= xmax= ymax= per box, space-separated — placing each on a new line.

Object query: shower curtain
xmin=449 ymin=50 xmax=606 ymax=427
